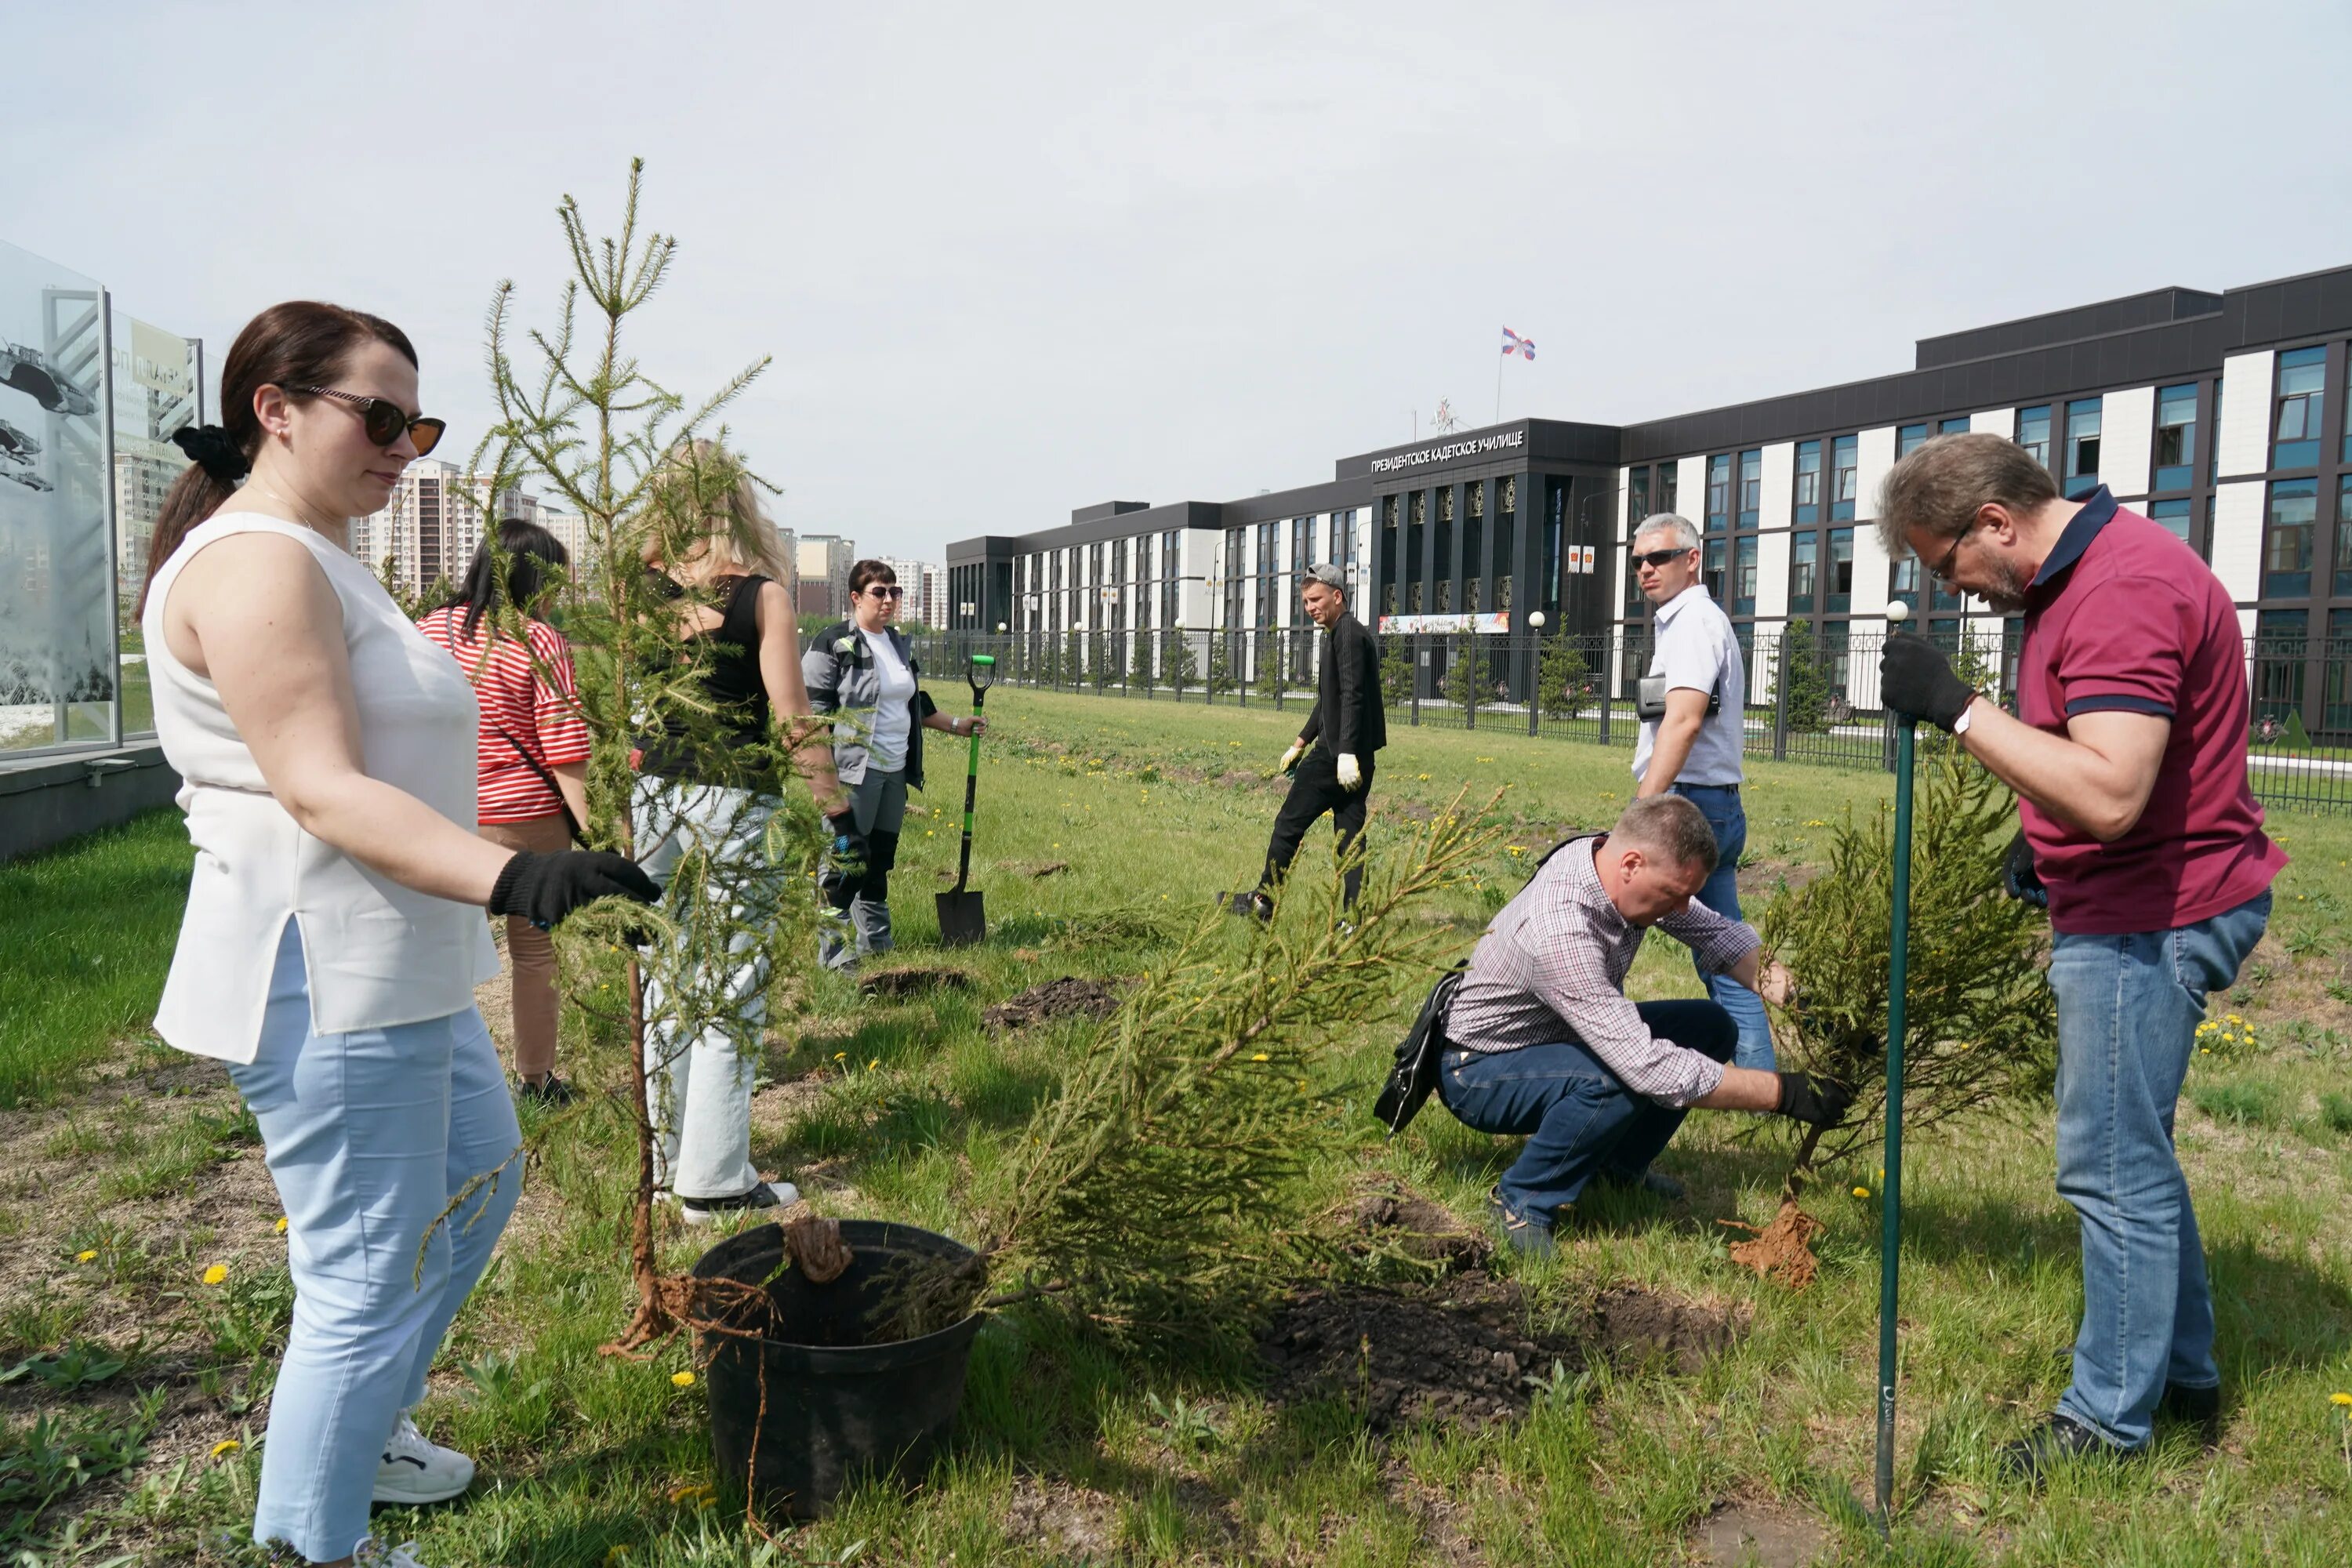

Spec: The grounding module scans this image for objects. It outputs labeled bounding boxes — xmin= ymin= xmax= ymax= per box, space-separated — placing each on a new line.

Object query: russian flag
xmin=1501 ymin=326 xmax=1534 ymax=361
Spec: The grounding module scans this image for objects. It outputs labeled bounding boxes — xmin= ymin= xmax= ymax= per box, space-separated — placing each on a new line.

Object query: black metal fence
xmin=912 ymin=627 xmax=2352 ymax=814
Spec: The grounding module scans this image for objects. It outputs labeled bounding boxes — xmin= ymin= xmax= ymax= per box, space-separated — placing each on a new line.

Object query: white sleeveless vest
xmin=142 ymin=512 xmax=501 ymax=1062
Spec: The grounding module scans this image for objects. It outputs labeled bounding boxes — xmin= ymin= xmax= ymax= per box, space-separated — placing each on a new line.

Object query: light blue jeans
xmin=229 ymin=922 xmax=521 ymax=1563
xmin=2049 ymin=891 xmax=2270 ymax=1449
xmin=1671 ymin=782 xmax=1773 ymax=1070
xmin=635 ymin=777 xmax=780 ymax=1200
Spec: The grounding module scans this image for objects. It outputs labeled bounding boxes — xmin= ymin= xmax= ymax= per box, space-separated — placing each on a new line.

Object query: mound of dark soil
xmin=1342 ymin=1175 xmax=1491 ymax=1269
xmin=1258 ymin=1269 xmax=1750 ymax=1432
xmin=1591 ymin=1284 xmax=1749 ymax=1375
xmin=1256 ymin=1271 xmax=1574 ymax=1431
xmin=983 ymin=976 xmax=1123 ymax=1031
xmin=858 ymin=967 xmax=975 ymax=999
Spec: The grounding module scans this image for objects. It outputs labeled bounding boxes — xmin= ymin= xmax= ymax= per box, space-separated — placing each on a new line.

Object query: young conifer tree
xmin=1731 ymin=749 xmax=2054 ymax=1283
xmin=458 ymin=162 xmax=830 ymax=1349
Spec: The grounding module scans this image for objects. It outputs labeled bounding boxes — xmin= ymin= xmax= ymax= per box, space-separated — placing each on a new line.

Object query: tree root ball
xmin=1722 ymin=1200 xmax=1827 ymax=1290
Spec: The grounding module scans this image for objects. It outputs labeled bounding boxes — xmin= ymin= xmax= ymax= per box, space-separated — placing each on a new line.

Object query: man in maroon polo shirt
xmin=1875 ymin=432 xmax=2284 ymax=1481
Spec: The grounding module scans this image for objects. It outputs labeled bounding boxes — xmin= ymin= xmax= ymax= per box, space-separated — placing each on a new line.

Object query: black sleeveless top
xmin=638 ymin=573 xmax=775 ymax=787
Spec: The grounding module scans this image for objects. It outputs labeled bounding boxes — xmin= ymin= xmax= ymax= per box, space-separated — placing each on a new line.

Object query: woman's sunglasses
xmin=862 ymin=584 xmax=905 ymax=600
xmin=295 ymin=386 xmax=446 ymax=456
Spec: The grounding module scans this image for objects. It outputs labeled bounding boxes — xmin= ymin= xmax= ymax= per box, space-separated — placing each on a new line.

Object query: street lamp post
xmin=1526 ymin=609 xmax=1547 ymax=736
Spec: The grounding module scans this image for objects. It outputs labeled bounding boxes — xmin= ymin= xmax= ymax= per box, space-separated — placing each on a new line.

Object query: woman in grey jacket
xmin=803 ymin=559 xmax=985 ymax=968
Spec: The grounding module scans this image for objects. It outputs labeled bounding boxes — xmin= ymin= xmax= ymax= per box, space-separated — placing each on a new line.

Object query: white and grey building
xmin=949 ymin=263 xmax=2352 ymax=735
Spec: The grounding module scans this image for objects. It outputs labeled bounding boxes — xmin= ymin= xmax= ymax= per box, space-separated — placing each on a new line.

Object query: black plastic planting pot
xmin=689 ymin=1218 xmax=983 ymax=1519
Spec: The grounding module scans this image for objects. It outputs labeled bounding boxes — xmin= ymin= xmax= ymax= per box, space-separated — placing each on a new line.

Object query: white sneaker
xmin=680 ymin=1179 xmax=802 ymax=1226
xmin=373 ymin=1410 xmax=474 ymax=1504
xmin=355 ymin=1541 xmax=432 ymax=1566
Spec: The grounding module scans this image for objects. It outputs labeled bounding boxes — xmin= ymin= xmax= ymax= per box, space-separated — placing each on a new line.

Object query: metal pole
xmin=1875 ymin=612 xmax=1918 ymax=1537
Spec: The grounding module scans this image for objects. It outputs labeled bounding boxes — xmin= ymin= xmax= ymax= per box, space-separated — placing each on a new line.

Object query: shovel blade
xmin=936 ymin=891 xmax=986 ymax=947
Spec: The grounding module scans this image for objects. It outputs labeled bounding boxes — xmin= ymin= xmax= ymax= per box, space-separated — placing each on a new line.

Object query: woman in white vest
xmin=140 ymin=302 xmax=655 ymax=1568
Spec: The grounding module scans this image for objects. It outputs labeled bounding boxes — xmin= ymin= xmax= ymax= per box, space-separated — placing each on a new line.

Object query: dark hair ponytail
xmin=448 ymin=518 xmax=570 ymax=639
xmin=137 ymin=300 xmax=419 ymax=615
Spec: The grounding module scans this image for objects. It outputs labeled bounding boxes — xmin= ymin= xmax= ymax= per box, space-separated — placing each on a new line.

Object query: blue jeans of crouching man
xmin=2048 ymin=891 xmax=2269 ymax=1450
xmin=1669 ymin=782 xmax=1773 ymax=1070
xmin=1437 ymin=999 xmax=1736 ymax=1226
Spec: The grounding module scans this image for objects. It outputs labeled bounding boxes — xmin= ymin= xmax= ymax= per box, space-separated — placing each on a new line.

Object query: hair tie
xmin=170 ymin=423 xmax=249 ymax=483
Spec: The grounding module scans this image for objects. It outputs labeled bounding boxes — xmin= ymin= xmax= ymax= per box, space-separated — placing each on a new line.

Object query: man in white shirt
xmin=1629 ymin=513 xmax=1772 ymax=1076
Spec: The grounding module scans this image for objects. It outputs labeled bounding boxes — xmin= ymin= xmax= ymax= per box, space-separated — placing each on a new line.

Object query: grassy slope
xmin=4 ymin=689 xmax=2350 ymax=1564
xmin=0 ymin=810 xmax=189 ymax=1108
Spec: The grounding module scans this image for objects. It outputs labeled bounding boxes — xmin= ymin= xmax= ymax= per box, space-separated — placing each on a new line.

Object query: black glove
xmin=488 ymin=849 xmax=659 ymax=931
xmin=1879 ymin=636 xmax=1976 ymax=731
xmin=825 ymin=810 xmax=861 ymax=858
xmin=1774 ymin=1071 xmax=1854 ymax=1127
xmin=2002 ymin=829 xmax=2049 ymax=909
xmin=818 ymin=811 xmax=866 ymax=904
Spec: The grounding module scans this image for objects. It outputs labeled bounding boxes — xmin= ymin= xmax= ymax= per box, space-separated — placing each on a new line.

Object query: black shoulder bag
xmin=491 ymin=726 xmax=586 ymax=844
xmin=1373 ymin=964 xmax=1467 ymax=1138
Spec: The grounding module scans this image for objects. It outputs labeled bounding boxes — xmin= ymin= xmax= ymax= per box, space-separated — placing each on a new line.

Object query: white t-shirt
xmin=1632 ymin=583 xmax=1747 ymax=788
xmin=862 ymin=629 xmax=917 ymax=771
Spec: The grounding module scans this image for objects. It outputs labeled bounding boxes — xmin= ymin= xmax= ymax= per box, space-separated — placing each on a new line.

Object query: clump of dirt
xmin=983 ymin=977 xmax=1123 ymax=1032
xmin=1592 ymin=1285 xmax=1749 ymax=1374
xmin=857 ymin=967 xmax=975 ymax=999
xmin=1722 ymin=1200 xmax=1827 ymax=1289
xmin=1215 ymin=768 xmax=1260 ymax=789
xmin=1000 ymin=860 xmax=1069 ymax=878
xmin=1690 ymin=1502 xmax=1830 ymax=1567
xmin=1341 ymin=1175 xmax=1491 ymax=1269
xmin=1258 ymin=1266 xmax=1751 ymax=1431
xmin=1256 ymin=1271 xmax=1577 ymax=1431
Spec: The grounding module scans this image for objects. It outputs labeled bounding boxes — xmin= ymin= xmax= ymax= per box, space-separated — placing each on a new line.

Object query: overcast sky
xmin=10 ymin=2 xmax=2350 ymax=561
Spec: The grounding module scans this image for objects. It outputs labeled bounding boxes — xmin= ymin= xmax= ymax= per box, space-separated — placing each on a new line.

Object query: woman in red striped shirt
xmin=416 ymin=520 xmax=593 ymax=1105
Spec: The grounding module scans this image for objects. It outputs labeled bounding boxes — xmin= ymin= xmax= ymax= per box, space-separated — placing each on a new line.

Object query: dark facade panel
xmin=1219 ymin=477 xmax=1370 ymax=525
xmin=1069 ymin=499 xmax=1152 ymax=525
xmin=1914 ymin=286 xmax=2222 ymax=369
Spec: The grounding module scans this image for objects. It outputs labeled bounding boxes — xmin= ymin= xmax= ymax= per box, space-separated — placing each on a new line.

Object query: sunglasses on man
xmin=1631 ymin=546 xmax=1697 ymax=569
xmin=295 ymin=386 xmax=446 ymax=457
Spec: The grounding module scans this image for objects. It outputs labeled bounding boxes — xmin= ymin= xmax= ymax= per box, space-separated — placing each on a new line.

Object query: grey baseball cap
xmin=1304 ymin=563 xmax=1346 ymax=590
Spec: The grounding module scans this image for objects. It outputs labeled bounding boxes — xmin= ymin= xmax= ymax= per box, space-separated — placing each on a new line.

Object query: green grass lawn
xmin=0 ymin=810 xmax=189 ymax=1108
xmin=5 ymin=691 xmax=2351 ymax=1565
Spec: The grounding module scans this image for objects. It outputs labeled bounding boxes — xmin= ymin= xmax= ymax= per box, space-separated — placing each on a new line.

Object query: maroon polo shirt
xmin=2013 ymin=487 xmax=2285 ymax=935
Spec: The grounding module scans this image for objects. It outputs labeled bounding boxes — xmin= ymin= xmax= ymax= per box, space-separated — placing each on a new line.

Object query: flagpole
xmin=1494 ymin=345 xmax=1504 ymax=426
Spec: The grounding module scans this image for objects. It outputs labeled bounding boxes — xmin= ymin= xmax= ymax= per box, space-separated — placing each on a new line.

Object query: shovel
xmin=935 ymin=654 xmax=996 ymax=947
xmin=1874 ymin=602 xmax=1919 ymax=1537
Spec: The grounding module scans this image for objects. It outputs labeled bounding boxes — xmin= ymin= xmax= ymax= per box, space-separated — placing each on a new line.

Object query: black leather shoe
xmin=1998 ymin=1414 xmax=2140 ymax=1484
xmin=2158 ymin=1381 xmax=2223 ymax=1447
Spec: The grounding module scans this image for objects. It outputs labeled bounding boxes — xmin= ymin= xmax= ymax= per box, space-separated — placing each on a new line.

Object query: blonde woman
xmin=633 ymin=445 xmax=843 ymax=1223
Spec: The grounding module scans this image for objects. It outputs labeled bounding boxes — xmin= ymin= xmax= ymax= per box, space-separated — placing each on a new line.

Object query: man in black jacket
xmin=1243 ymin=564 xmax=1387 ymax=919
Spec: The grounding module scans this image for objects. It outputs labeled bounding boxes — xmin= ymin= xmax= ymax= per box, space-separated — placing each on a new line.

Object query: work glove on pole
xmin=1774 ymin=1071 xmax=1855 ymax=1127
xmin=2001 ymin=828 xmax=2049 ymax=908
xmin=488 ymin=849 xmax=659 ymax=931
xmin=1878 ymin=636 xmax=1977 ymax=731
xmin=1336 ymin=753 xmax=1363 ymax=791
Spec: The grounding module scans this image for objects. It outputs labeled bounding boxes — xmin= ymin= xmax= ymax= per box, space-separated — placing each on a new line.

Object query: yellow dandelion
xmin=211 ymin=1439 xmax=241 ymax=1457
xmin=274 ymin=1216 xmax=289 ymax=1234
xmin=2332 ymin=1392 xmax=2352 ymax=1407
xmin=833 ymin=1051 xmax=846 ymax=1061
xmin=606 ymin=1548 xmax=632 ymax=1564
xmin=75 ymin=1249 xmax=97 ymax=1263
xmin=1250 ymin=1052 xmax=1269 ymax=1062
xmin=671 ymin=1370 xmax=695 ymax=1388
xmin=1853 ymin=1186 xmax=1871 ymax=1199
xmin=202 ymin=1263 xmax=229 ymax=1286
xmin=1418 ymin=774 xmax=1430 ymax=781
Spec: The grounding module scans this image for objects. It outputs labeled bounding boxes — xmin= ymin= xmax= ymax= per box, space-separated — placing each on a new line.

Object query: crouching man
xmin=1438 ymin=795 xmax=1851 ymax=1255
